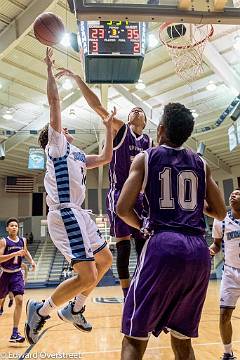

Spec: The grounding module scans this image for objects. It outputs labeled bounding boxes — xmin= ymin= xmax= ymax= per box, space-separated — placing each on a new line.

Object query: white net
xmin=159 ymin=23 xmax=214 ymax=84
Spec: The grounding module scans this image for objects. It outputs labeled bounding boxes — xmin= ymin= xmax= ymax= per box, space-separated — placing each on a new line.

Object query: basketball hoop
xmin=159 ymin=22 xmax=214 ymax=83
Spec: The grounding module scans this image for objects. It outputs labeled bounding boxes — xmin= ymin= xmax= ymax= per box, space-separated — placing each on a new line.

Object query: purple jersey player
xmin=117 ymin=103 xmax=226 ymax=360
xmin=54 ymin=67 xmax=152 ymax=298
xmin=0 ymin=217 xmax=36 ymax=343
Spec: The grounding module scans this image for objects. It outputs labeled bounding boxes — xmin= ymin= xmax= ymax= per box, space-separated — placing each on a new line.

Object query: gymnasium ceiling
xmin=0 ymin=0 xmax=240 ymax=179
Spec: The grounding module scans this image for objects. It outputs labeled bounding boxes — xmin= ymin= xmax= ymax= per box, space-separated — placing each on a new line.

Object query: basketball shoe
xmin=24 ymin=300 xmax=50 ymax=344
xmin=221 ymin=353 xmax=237 ymax=359
xmin=57 ymin=302 xmax=92 ymax=332
xmin=9 ymin=332 xmax=25 ymax=343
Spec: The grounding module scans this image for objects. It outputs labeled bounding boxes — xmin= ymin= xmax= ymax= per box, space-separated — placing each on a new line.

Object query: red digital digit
xmin=98 ymin=28 xmax=105 ymax=39
xmin=133 ymin=29 xmax=140 ymax=40
xmin=127 ymin=29 xmax=133 ymax=39
xmin=91 ymin=28 xmax=99 ymax=39
xmin=91 ymin=41 xmax=98 ymax=53
xmin=133 ymin=42 xmax=140 ymax=53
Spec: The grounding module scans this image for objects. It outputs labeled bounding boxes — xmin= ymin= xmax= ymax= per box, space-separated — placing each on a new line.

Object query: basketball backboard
xmin=67 ymin=0 xmax=240 ymax=24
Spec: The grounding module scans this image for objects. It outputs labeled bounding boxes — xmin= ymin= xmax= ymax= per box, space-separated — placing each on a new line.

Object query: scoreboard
xmin=78 ymin=20 xmax=146 ymax=83
xmin=88 ymin=21 xmax=143 ymax=55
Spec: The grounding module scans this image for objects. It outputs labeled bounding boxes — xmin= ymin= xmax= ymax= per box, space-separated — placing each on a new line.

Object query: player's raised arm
xmin=45 ymin=47 xmax=61 ymax=133
xmin=55 ymin=68 xmax=124 ymax=134
xmin=204 ymin=164 xmax=226 ymax=221
xmin=116 ymin=152 xmax=145 ymax=229
xmin=86 ymin=107 xmax=116 ymax=169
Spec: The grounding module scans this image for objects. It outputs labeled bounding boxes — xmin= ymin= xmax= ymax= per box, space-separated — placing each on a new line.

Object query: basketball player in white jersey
xmin=25 ymin=48 xmax=114 ymax=344
xmin=210 ymin=188 xmax=240 ymax=360
xmin=55 ymin=67 xmax=152 ymax=300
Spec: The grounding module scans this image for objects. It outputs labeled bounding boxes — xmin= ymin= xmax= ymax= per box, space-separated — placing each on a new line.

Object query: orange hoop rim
xmin=159 ymin=22 xmax=214 ymax=50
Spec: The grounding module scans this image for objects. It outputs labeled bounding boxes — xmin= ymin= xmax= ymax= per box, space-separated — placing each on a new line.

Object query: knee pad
xmin=116 ymin=240 xmax=131 ymax=279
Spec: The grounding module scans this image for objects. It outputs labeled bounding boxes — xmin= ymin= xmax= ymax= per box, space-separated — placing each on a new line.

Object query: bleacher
xmin=48 ymin=250 xmax=65 ymax=285
xmin=27 ymin=238 xmax=56 ymax=288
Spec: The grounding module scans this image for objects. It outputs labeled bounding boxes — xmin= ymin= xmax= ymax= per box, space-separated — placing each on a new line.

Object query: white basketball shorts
xmin=47 ymin=207 xmax=107 ymax=264
xmin=220 ymin=264 xmax=240 ymax=308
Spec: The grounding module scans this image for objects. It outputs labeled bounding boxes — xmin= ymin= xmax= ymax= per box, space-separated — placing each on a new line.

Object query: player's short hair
xmin=38 ymin=124 xmax=49 ymax=149
xmin=161 ymin=103 xmax=194 ymax=146
xmin=6 ymin=217 xmax=19 ymax=227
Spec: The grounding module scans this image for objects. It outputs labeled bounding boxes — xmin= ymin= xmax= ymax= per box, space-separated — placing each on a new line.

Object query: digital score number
xmin=88 ymin=21 xmax=142 ymax=55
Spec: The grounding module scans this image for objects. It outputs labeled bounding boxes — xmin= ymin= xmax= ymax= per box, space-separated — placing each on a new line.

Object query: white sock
xmin=224 ymin=343 xmax=232 ymax=354
xmin=38 ymin=297 xmax=57 ymax=317
xmin=73 ymin=294 xmax=87 ymax=313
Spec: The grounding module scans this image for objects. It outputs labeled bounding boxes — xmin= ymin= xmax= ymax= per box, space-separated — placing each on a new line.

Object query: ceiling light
xmin=233 ymin=35 xmax=240 ymax=50
xmin=62 ymin=78 xmax=73 ymax=90
xmin=60 ymin=33 xmax=71 ymax=48
xmin=206 ymin=81 xmax=217 ymax=91
xmin=192 ymin=110 xmax=199 ymax=119
xmin=2 ymin=113 xmax=13 ymax=120
xmin=148 ymin=33 xmax=158 ymax=48
xmin=0 ymin=83 xmax=2 ymax=89
xmin=135 ymin=79 xmax=146 ymax=90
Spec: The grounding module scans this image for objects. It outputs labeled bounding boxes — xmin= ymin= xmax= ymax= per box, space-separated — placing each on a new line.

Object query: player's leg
xmin=25 ymin=208 xmax=100 ymax=344
xmin=219 ymin=266 xmax=239 ymax=359
xmin=121 ymin=336 xmax=148 ymax=360
xmin=58 ymin=214 xmax=112 ymax=329
xmin=9 ymin=271 xmax=25 ymax=343
xmin=10 ymin=294 xmax=25 ymax=343
xmin=171 ymin=335 xmax=195 ymax=360
xmin=81 ymin=246 xmax=113 ymax=300
xmin=0 ymin=271 xmax=8 ymax=316
xmin=8 ymin=291 xmax=14 ymax=307
xmin=220 ymin=308 xmax=236 ymax=359
xmin=116 ymin=236 xmax=131 ymax=299
xmin=58 ymin=247 xmax=112 ymax=332
xmin=25 ymin=260 xmax=98 ymax=344
xmin=0 ymin=297 xmax=6 ymax=315
xmin=107 ymin=192 xmax=131 ymax=299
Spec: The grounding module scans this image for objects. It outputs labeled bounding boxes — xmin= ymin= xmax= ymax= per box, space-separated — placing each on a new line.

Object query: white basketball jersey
xmin=44 ymin=126 xmax=86 ymax=208
xmin=212 ymin=211 xmax=240 ymax=269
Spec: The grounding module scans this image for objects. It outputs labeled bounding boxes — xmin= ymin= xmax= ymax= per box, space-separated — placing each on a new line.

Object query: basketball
xmin=33 ymin=12 xmax=65 ymax=46
xmin=167 ymin=24 xmax=186 ymax=39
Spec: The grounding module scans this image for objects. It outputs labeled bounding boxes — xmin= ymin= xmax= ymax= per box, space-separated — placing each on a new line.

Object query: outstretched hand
xmin=44 ymin=47 xmax=55 ymax=68
xmin=55 ymin=67 xmax=76 ymax=80
xmin=103 ymin=106 xmax=117 ymax=128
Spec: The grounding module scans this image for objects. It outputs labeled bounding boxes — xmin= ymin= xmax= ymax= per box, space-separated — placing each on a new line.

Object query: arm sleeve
xmin=47 ymin=125 xmax=67 ymax=158
xmin=212 ymin=219 xmax=223 ymax=238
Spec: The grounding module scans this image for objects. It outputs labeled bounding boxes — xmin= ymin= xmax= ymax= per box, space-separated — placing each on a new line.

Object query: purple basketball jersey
xmin=2 ymin=237 xmax=24 ymax=271
xmin=143 ymin=145 xmax=206 ymax=235
xmin=109 ymin=124 xmax=151 ymax=189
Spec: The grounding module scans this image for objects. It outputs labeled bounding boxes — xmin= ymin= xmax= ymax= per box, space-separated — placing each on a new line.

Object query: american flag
xmin=5 ymin=176 xmax=34 ymax=193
